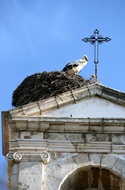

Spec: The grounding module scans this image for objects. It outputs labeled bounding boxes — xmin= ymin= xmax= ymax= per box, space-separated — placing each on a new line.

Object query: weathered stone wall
xmin=6 ymin=152 xmax=125 ymax=190
xmin=6 ymin=152 xmax=50 ymax=190
xmin=4 ymin=116 xmax=125 ymax=190
xmin=44 ymin=153 xmax=125 ymax=190
xmin=2 ymin=83 xmax=125 ymax=190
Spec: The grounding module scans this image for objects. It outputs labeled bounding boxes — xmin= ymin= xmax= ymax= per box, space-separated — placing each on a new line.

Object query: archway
xmin=59 ymin=166 xmax=121 ymax=190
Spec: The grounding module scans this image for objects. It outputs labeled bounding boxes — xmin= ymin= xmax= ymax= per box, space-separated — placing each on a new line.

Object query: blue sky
xmin=0 ymin=0 xmax=125 ymax=189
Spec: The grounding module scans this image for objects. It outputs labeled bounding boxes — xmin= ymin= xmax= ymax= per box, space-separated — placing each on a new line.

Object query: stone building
xmin=2 ymin=82 xmax=125 ymax=190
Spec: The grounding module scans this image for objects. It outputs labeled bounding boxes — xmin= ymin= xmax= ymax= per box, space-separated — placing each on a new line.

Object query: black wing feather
xmin=62 ymin=63 xmax=79 ymax=71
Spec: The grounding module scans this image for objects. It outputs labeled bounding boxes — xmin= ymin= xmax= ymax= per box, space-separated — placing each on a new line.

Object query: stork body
xmin=62 ymin=55 xmax=88 ymax=75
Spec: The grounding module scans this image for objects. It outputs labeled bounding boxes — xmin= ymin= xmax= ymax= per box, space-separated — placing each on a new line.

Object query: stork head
xmin=83 ymin=55 xmax=88 ymax=62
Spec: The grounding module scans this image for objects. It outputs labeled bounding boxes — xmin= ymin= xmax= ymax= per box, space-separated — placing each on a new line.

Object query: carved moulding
xmin=6 ymin=151 xmax=50 ymax=164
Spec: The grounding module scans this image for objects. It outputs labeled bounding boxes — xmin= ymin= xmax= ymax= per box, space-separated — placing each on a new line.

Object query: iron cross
xmin=82 ymin=29 xmax=111 ymax=79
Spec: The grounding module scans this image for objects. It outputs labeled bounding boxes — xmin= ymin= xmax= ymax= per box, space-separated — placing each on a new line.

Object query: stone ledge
xmin=7 ymin=116 xmax=125 ymax=133
xmin=9 ymin=140 xmax=125 ymax=154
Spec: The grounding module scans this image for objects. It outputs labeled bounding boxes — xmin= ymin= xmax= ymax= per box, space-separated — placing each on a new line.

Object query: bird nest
xmin=12 ymin=71 xmax=90 ymax=107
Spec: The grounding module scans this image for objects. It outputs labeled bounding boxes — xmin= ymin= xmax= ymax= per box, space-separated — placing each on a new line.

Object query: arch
xmin=59 ymin=166 xmax=123 ymax=190
xmin=43 ymin=153 xmax=125 ymax=190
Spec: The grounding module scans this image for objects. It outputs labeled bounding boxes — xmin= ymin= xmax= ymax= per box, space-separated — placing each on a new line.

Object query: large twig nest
xmin=12 ymin=71 xmax=90 ymax=107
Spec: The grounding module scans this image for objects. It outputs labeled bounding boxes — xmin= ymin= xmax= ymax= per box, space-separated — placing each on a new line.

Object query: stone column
xmin=6 ymin=152 xmax=50 ymax=190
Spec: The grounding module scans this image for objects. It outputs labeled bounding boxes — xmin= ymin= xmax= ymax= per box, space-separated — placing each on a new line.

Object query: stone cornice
xmin=6 ymin=116 xmax=125 ymax=133
xmin=8 ymin=139 xmax=125 ymax=154
xmin=2 ymin=113 xmax=125 ymax=156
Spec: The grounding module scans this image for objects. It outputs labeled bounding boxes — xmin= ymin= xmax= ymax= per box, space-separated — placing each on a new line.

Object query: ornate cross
xmin=82 ymin=29 xmax=111 ymax=79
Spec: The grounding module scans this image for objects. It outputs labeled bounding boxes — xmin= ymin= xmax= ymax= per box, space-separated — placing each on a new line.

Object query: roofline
xmin=8 ymin=83 xmax=125 ymax=116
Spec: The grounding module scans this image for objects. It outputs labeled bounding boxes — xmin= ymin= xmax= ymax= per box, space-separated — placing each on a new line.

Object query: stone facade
xmin=2 ymin=83 xmax=125 ymax=190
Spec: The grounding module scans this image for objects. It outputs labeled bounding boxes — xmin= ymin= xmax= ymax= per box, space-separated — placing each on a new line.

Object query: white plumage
xmin=62 ymin=55 xmax=88 ymax=75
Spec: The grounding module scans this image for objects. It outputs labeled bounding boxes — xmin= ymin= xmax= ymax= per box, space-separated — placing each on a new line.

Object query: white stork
xmin=62 ymin=55 xmax=88 ymax=75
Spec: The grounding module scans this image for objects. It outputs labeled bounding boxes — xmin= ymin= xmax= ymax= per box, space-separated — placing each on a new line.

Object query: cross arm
xmin=98 ymin=37 xmax=111 ymax=43
xmin=82 ymin=37 xmax=95 ymax=43
xmin=82 ymin=37 xmax=111 ymax=43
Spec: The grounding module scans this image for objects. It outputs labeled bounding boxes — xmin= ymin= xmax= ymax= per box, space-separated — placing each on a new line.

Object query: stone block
xmin=111 ymin=155 xmax=125 ymax=177
xmin=49 ymin=124 xmax=65 ymax=132
xmin=104 ymin=125 xmax=124 ymax=133
xmin=44 ymin=132 xmax=84 ymax=142
xmin=18 ymin=173 xmax=42 ymax=190
xmin=15 ymin=121 xmax=28 ymax=130
xmin=112 ymin=145 xmax=125 ymax=153
xmin=30 ymin=132 xmax=43 ymax=139
xmin=11 ymin=174 xmax=18 ymax=190
xmin=65 ymin=123 xmax=88 ymax=132
xmin=101 ymin=154 xmax=118 ymax=169
xmin=27 ymin=120 xmax=40 ymax=130
xmin=44 ymin=176 xmax=61 ymax=190
xmin=13 ymin=132 xmax=19 ymax=138
xmin=86 ymin=134 xmax=110 ymax=143
xmin=19 ymin=162 xmax=42 ymax=174
xmin=39 ymin=123 xmax=49 ymax=131
xmin=44 ymin=133 xmax=65 ymax=140
xmin=90 ymin=125 xmax=102 ymax=133
xmin=20 ymin=131 xmax=31 ymax=139
xmin=18 ymin=162 xmax=43 ymax=190
xmin=72 ymin=153 xmax=89 ymax=168
xmin=12 ymin=163 xmax=19 ymax=175
xmin=89 ymin=153 xmax=102 ymax=166
xmin=112 ymin=134 xmax=125 ymax=144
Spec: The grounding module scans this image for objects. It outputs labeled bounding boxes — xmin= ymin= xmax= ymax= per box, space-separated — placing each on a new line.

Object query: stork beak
xmin=85 ymin=57 xmax=88 ymax=61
